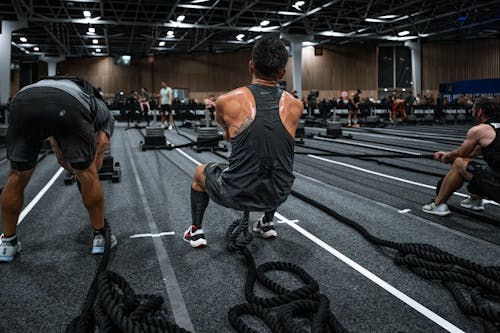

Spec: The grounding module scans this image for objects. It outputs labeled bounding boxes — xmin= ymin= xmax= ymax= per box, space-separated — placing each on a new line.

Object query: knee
xmin=192 ymin=164 xmax=206 ymax=190
xmin=452 ymin=157 xmax=468 ymax=170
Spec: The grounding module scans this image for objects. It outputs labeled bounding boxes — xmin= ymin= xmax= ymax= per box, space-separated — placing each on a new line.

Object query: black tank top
xmin=483 ymin=120 xmax=500 ymax=171
xmin=219 ymin=84 xmax=295 ymax=211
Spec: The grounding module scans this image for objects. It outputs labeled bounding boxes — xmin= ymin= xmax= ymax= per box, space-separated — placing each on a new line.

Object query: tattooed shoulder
xmin=233 ymin=116 xmax=253 ymax=135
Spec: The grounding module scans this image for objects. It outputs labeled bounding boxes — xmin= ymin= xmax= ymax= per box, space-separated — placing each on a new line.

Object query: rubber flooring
xmin=0 ymin=122 xmax=498 ymax=332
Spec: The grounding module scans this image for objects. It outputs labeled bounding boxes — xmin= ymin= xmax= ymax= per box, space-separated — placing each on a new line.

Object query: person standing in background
xmin=159 ymin=81 xmax=173 ymax=129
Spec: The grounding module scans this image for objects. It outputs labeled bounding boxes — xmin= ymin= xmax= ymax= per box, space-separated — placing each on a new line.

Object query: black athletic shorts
xmin=7 ymin=87 xmax=95 ymax=171
xmin=204 ymin=162 xmax=232 ymax=208
xmin=160 ymin=104 xmax=172 ymax=114
xmin=466 ymin=161 xmax=500 ymax=202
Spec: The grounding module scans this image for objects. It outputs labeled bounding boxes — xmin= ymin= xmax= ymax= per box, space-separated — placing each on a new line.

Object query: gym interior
xmin=0 ymin=1 xmax=500 ymax=332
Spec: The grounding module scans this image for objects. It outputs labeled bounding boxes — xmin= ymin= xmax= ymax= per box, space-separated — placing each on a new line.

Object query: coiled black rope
xmin=67 ymin=221 xmax=190 ymax=333
xmin=291 ymin=190 xmax=500 ymax=331
xmin=226 ymin=212 xmax=348 ymax=333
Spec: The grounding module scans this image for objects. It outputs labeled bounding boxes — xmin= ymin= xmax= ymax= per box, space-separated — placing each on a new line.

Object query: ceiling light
xmin=33 ymin=46 xmax=39 ymax=51
xmin=378 ymin=15 xmax=398 ymax=19
xmin=159 ymin=41 xmax=166 ymax=46
xmin=92 ymin=39 xmax=98 ymax=44
xmin=88 ymin=27 xmax=95 ymax=33
xmin=83 ymin=10 xmax=91 ymax=17
xmin=25 ymin=50 xmax=30 ymax=54
xmin=398 ymin=30 xmax=410 ymax=36
xmin=384 ymin=88 xmax=388 ymax=92
xmin=260 ymin=20 xmax=270 ymax=26
xmin=20 ymin=37 xmax=28 ymax=42
xmin=191 ymin=0 xmax=210 ymax=3
xmin=365 ymin=18 xmax=386 ymax=23
xmin=236 ymin=34 xmax=245 ymax=40
xmin=402 ymin=88 xmax=406 ymax=91
xmin=292 ymin=0 xmax=305 ymax=10
xmin=177 ymin=15 xmax=185 ymax=22
xmin=96 ymin=48 xmax=101 ymax=52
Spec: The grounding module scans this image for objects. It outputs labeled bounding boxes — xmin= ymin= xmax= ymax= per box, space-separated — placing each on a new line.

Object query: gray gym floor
xmin=0 ymin=122 xmax=498 ymax=332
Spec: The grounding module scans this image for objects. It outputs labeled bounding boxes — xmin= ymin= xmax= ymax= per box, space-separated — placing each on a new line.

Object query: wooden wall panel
xmin=422 ymin=39 xmax=500 ymax=91
xmin=301 ymin=45 xmax=377 ymax=93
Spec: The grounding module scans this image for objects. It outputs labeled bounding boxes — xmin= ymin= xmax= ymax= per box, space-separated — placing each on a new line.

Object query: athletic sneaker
xmin=253 ymin=216 xmax=277 ymax=239
xmin=460 ymin=197 xmax=485 ymax=211
xmin=92 ymin=233 xmax=118 ymax=255
xmin=161 ymin=124 xmax=165 ymax=129
xmin=168 ymin=124 xmax=173 ymax=130
xmin=422 ymin=202 xmax=451 ymax=216
xmin=183 ymin=226 xmax=207 ymax=248
xmin=0 ymin=236 xmax=21 ymax=262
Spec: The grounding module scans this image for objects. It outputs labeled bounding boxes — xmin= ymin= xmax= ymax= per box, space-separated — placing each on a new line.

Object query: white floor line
xmin=308 ymin=154 xmax=461 ymax=194
xmin=18 ymin=167 xmax=64 ymax=225
xmin=173 ymin=146 xmax=465 ymax=333
xmin=130 ymin=232 xmax=175 ymax=238
xmin=314 ymin=136 xmax=422 ymax=155
xmin=274 ymin=212 xmax=465 ymax=333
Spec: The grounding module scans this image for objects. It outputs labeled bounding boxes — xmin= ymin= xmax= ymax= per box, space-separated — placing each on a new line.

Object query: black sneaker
xmin=183 ymin=226 xmax=207 ymax=248
xmin=253 ymin=216 xmax=277 ymax=239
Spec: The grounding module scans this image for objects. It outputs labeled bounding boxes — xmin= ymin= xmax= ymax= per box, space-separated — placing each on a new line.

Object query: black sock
xmin=93 ymin=227 xmax=105 ymax=236
xmin=191 ymin=187 xmax=209 ymax=229
xmin=2 ymin=234 xmax=17 ymax=245
xmin=264 ymin=210 xmax=275 ymax=223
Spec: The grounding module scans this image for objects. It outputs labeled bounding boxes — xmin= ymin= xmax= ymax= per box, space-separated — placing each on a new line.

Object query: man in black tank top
xmin=183 ymin=36 xmax=304 ymax=248
xmin=423 ymin=97 xmax=500 ymax=216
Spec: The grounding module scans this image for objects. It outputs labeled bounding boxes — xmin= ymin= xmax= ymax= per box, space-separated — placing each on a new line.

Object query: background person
xmin=159 ymin=81 xmax=173 ymax=129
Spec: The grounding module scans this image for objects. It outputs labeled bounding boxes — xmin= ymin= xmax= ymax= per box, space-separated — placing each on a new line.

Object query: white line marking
xmin=273 ymin=212 xmax=465 ymax=333
xmin=398 ymin=209 xmax=412 ymax=214
xmin=276 ymin=219 xmax=299 ymax=224
xmin=18 ymin=167 xmax=64 ymax=225
xmin=314 ymin=136 xmax=421 ymax=155
xmin=309 ymin=154 xmax=468 ymax=195
xmin=130 ymin=232 xmax=175 ymax=238
xmin=173 ymin=145 xmax=465 ymax=332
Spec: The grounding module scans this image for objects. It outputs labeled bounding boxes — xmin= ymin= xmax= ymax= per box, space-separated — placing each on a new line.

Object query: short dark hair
xmin=251 ymin=36 xmax=288 ymax=80
xmin=474 ymin=97 xmax=499 ymax=118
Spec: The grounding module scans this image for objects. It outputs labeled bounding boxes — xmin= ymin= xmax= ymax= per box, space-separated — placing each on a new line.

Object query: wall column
xmin=405 ymin=39 xmax=422 ymax=97
xmin=280 ymin=34 xmax=313 ymax=100
xmin=40 ymin=56 xmax=66 ymax=76
xmin=0 ymin=20 xmax=27 ymax=105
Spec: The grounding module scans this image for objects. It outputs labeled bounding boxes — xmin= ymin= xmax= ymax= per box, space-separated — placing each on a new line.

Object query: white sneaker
xmin=183 ymin=226 xmax=207 ymax=248
xmin=92 ymin=233 xmax=118 ymax=255
xmin=253 ymin=216 xmax=277 ymax=239
xmin=168 ymin=124 xmax=173 ymax=130
xmin=0 ymin=236 xmax=22 ymax=262
xmin=161 ymin=124 xmax=165 ymax=129
xmin=422 ymin=202 xmax=451 ymax=216
xmin=460 ymin=197 xmax=485 ymax=211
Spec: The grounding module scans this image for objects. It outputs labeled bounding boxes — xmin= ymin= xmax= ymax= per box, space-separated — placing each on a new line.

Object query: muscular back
xmin=215 ymin=86 xmax=303 ymax=140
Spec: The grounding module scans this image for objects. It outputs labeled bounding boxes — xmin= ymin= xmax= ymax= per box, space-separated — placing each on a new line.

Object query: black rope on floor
xmin=226 ymin=212 xmax=348 ymax=333
xmin=291 ymin=190 xmax=500 ymax=331
xmin=67 ymin=221 xmax=191 ymax=333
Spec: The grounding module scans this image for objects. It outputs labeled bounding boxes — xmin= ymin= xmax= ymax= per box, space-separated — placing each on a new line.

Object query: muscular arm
xmin=214 ymin=98 xmax=230 ymax=141
xmin=436 ymin=126 xmax=482 ymax=163
xmin=94 ymin=131 xmax=110 ymax=171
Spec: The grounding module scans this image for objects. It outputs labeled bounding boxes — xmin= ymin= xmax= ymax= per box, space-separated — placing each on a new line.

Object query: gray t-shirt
xmin=22 ymin=79 xmax=114 ymax=138
xmin=160 ymin=86 xmax=173 ymax=105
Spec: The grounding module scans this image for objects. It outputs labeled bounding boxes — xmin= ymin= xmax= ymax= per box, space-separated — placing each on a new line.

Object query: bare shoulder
xmin=281 ymin=91 xmax=304 ymax=113
xmin=468 ymin=123 xmax=494 ymax=138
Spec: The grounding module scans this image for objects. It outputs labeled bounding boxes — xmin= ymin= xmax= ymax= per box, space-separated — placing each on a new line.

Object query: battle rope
xmin=295 ymin=151 xmax=435 ymax=159
xmin=226 ymin=212 xmax=348 ymax=333
xmin=291 ymin=190 xmax=500 ymax=332
xmin=66 ymin=221 xmax=190 ymax=333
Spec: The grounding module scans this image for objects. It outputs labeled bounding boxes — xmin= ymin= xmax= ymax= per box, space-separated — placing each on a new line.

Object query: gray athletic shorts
xmin=467 ymin=161 xmax=500 ymax=202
